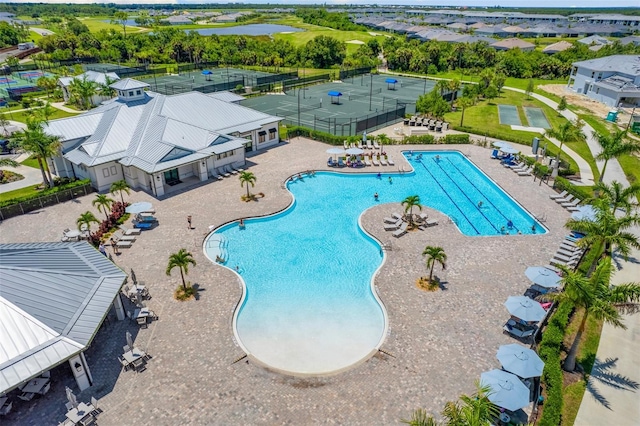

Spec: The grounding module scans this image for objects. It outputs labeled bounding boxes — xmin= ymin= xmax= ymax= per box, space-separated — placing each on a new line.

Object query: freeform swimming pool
xmin=205 ymin=151 xmax=544 ymax=375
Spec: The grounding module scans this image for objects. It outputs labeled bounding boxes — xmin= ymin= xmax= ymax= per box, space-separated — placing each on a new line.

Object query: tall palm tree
xmin=447 ymin=79 xmax=461 ymax=106
xmin=76 ymin=211 xmax=100 ymax=232
xmin=166 ymin=248 xmax=197 ymax=290
xmin=110 ymin=179 xmax=131 ymax=204
xmin=92 ymin=194 xmax=114 ymax=221
xmin=593 ymin=129 xmax=640 ymax=183
xmin=458 ymin=96 xmax=475 ymax=127
xmin=402 ymin=195 xmax=422 ymax=225
xmin=422 ymin=245 xmax=447 ymax=283
xmin=100 ymin=75 xmax=118 ymax=98
xmin=539 ymin=260 xmax=640 ymax=371
xmin=69 ymin=75 xmax=97 ymax=110
xmin=402 ymin=382 xmax=498 ymax=426
xmin=587 ymin=180 xmax=640 ymax=215
xmin=545 ymin=119 xmax=586 ymax=177
xmin=10 ymin=116 xmax=61 ymax=188
xmin=239 ymin=171 xmax=256 ymax=198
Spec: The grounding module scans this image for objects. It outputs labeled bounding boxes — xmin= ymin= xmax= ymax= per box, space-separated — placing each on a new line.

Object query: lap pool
xmin=204 ymin=151 xmax=544 ymax=375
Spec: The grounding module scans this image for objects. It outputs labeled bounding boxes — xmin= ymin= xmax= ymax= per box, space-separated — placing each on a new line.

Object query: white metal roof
xmin=0 ymin=242 xmax=126 ymax=393
xmin=207 ymin=91 xmax=245 ymax=103
xmin=110 ymin=78 xmax=150 ymax=91
xmin=573 ymin=55 xmax=640 ymax=77
xmin=58 ymin=71 xmax=120 ymax=88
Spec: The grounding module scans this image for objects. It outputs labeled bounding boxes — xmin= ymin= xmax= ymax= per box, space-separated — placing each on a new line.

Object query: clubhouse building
xmin=45 ymin=79 xmax=282 ymax=197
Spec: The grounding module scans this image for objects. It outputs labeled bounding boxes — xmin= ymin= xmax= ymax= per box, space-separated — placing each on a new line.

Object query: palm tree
xmin=10 ymin=116 xmax=61 ymax=188
xmin=166 ymin=248 xmax=197 ymax=290
xmin=0 ymin=158 xmax=18 ymax=182
xmin=69 ymin=75 xmax=97 ymax=110
xmin=422 ymin=246 xmax=447 ymax=283
xmin=458 ymin=96 xmax=475 ymax=127
xmin=76 ymin=211 xmax=100 ymax=233
xmin=545 ymin=119 xmax=586 ymax=178
xmin=539 ymin=260 xmax=640 ymax=371
xmin=100 ymin=75 xmax=118 ymax=98
xmin=593 ymin=129 xmax=640 ymax=183
xmin=92 ymin=194 xmax=114 ymax=221
xmin=239 ymin=171 xmax=256 ymax=198
xmin=402 ymin=195 xmax=422 ymax=225
xmin=402 ymin=382 xmax=498 ymax=426
xmin=110 ymin=180 xmax=131 ymax=204
xmin=447 ymin=79 xmax=461 ymax=106
xmin=587 ymin=180 xmax=640 ymax=215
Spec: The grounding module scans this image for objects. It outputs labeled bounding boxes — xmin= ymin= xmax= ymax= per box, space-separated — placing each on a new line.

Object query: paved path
xmin=30 ymin=27 xmax=54 ymax=36
xmin=50 ymin=101 xmax=82 ymax=113
xmin=0 ymin=160 xmax=44 ymax=193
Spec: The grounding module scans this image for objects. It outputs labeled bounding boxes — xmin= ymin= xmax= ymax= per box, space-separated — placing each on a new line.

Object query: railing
xmin=0 ymin=183 xmax=94 ymax=220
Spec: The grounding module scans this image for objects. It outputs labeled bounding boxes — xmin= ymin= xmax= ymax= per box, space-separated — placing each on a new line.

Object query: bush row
xmin=538 ymin=301 xmax=573 ymax=426
xmin=283 ymin=126 xmax=470 ymax=146
xmin=87 ymin=201 xmax=130 ymax=247
xmin=553 ymin=177 xmax=593 ymax=201
xmin=0 ymin=178 xmax=92 ymax=208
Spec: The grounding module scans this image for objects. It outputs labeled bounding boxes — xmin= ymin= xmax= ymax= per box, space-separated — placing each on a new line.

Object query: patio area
xmin=0 ymin=138 xmax=571 ymax=425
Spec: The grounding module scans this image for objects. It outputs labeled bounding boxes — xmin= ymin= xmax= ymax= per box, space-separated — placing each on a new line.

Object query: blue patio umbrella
xmin=500 ymin=146 xmax=519 ymax=154
xmin=496 ymin=344 xmax=545 ymax=379
xmin=525 ymin=266 xmax=561 ymax=288
xmin=504 ymin=296 xmax=546 ymax=322
xmin=126 ymin=202 xmax=153 ymax=214
xmin=480 ymin=369 xmax=531 ymax=411
xmin=571 ymin=205 xmax=596 ymax=221
xmin=202 ymin=70 xmax=213 ymax=81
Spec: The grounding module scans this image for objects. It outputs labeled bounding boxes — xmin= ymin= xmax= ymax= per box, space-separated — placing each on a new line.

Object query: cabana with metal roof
xmin=385 ymin=78 xmax=398 ymax=91
xmin=327 ymin=90 xmax=343 ymax=105
xmin=0 ymin=242 xmax=127 ymax=394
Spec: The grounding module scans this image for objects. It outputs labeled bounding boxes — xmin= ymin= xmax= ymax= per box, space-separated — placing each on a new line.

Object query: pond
xmin=186 ymin=24 xmax=303 ymax=36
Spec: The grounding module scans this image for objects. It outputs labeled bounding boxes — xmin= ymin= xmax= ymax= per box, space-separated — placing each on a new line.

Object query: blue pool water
xmin=205 ymin=151 xmax=544 ymax=374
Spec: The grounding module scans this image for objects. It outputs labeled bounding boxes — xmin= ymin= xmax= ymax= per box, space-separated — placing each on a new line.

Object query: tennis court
xmin=523 ymin=107 xmax=551 ymax=129
xmin=16 ymin=70 xmax=54 ymax=80
xmin=240 ymin=74 xmax=433 ymax=136
xmin=498 ymin=105 xmax=522 ymax=126
xmin=0 ymin=73 xmax=42 ymax=98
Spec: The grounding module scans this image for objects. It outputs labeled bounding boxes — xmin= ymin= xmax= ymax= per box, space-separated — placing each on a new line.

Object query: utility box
xmin=606 ymin=110 xmax=619 ymax=122
xmin=532 ymin=137 xmax=540 ymax=154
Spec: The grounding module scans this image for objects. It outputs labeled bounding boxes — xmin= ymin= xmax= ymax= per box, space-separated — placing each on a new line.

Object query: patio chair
xmin=367 ymin=140 xmax=373 ymax=149
xmin=517 ymin=166 xmax=533 ymax=176
xmin=383 ymin=217 xmax=397 ymax=224
xmin=0 ymin=401 xmax=12 ymax=416
xmin=549 ymin=190 xmax=568 ymax=200
xmin=137 ymin=317 xmax=148 ymax=328
xmin=132 ymin=221 xmax=153 ymax=230
xmin=388 ymin=157 xmax=395 ymax=166
xmin=114 ymin=231 xmax=136 ymax=242
xmin=118 ymin=356 xmax=130 ymax=371
xmin=562 ymin=199 xmax=581 ymax=209
xmin=365 ymin=157 xmax=372 ymax=166
xmin=357 ymin=140 xmax=363 ymax=148
xmin=338 ymin=158 xmax=346 ymax=168
xmin=210 ymin=172 xmax=224 ymax=181
xmin=506 ymin=161 xmax=525 ymax=169
xmin=327 ymin=158 xmax=335 ymax=167
xmin=380 ymin=158 xmax=388 ymax=166
xmin=132 ymin=358 xmax=146 ymax=372
xmin=219 ymin=167 xmax=230 ymax=178
xmin=40 ymin=371 xmax=51 ymax=379
xmin=18 ymin=392 xmax=34 ymax=401
xmin=392 ymin=213 xmax=403 ymax=221
xmin=225 ymin=165 xmax=238 ymax=175
xmin=373 ymin=141 xmax=380 ymax=149
xmin=442 ymin=122 xmax=449 ymax=131
xmin=425 ymin=218 xmax=439 ymax=227
xmin=384 ymin=220 xmax=402 ymax=231
xmin=392 ymin=222 xmax=409 ymax=237
xmin=119 ymin=225 xmax=142 ymax=235
xmin=555 ymin=194 xmax=574 ymax=204
xmin=116 ymin=240 xmax=133 ymax=249
xmin=372 ymin=158 xmax=380 ymax=166
xmin=39 ymin=382 xmax=51 ymax=395
xmin=490 ymin=149 xmax=499 ymax=159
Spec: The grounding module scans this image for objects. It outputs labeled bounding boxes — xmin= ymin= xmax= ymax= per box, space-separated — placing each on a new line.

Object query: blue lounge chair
xmin=338 ymin=158 xmax=345 ymax=167
xmin=133 ymin=221 xmax=153 ymax=230
xmin=327 ymin=157 xmax=335 ymax=167
xmin=490 ymin=149 xmax=499 ymax=159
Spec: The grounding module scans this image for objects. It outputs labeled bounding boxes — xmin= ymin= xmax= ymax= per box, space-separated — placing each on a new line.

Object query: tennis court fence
xmin=339 ymin=67 xmax=372 ymax=80
xmin=282 ymin=74 xmax=331 ymax=92
xmin=148 ymin=78 xmax=245 ymax=96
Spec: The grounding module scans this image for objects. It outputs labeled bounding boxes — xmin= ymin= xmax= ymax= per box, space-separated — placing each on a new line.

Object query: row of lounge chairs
xmin=327 ymin=156 xmax=396 ymax=168
xmin=404 ymin=117 xmax=449 ymax=132
xmin=547 ymin=235 xmax=585 ymax=270
xmin=345 ymin=140 xmax=380 ymax=150
xmin=549 ymin=190 xmax=582 ymax=211
xmin=383 ymin=212 xmax=438 ymax=237
xmin=211 ymin=164 xmax=245 ymax=180
xmin=503 ymin=161 xmax=533 ymax=177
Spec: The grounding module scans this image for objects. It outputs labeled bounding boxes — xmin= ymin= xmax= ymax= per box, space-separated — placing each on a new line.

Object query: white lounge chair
xmin=387 ymin=157 xmax=395 ymax=166
xmin=119 ymin=225 xmax=141 ymax=235
xmin=114 ymin=231 xmax=136 ymax=242
xmin=383 ymin=217 xmax=397 ymax=224
xmin=380 ymin=158 xmax=388 ymax=166
xmin=372 ymin=158 xmax=380 ymax=166
xmin=549 ymin=190 xmax=568 ymax=200
xmin=226 ymin=165 xmax=238 ymax=175
xmin=562 ymin=199 xmax=581 ymax=209
xmin=555 ymin=194 xmax=574 ymax=204
xmin=392 ymin=222 xmax=408 ymax=237
xmin=366 ymin=140 xmax=373 ymax=149
xmin=517 ymin=166 xmax=533 ymax=176
xmin=365 ymin=158 xmax=372 ymax=166
xmin=219 ymin=167 xmax=230 ymax=178
xmin=384 ymin=220 xmax=403 ymax=231
xmin=116 ymin=240 xmax=133 ymax=249
xmin=373 ymin=141 xmax=380 ymax=149
xmin=507 ymin=161 xmax=525 ymax=169
xmin=232 ymin=164 xmax=245 ymax=173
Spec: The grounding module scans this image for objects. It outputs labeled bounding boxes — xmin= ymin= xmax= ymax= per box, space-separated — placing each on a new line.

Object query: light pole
xmin=369 ymin=73 xmax=373 ymax=111
xmin=297 ymin=86 xmax=301 ymax=127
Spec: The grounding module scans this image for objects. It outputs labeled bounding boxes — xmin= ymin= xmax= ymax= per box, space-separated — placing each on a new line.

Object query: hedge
xmin=0 ymin=178 xmax=92 ymax=208
xmin=553 ymin=177 xmax=593 ymax=201
xmin=538 ymin=301 xmax=573 ymax=426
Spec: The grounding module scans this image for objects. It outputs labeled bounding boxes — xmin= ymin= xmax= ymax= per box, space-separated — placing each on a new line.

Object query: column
xmin=198 ymin=160 xmax=208 ymax=182
xmin=68 ymin=353 xmax=92 ymax=391
xmin=113 ymin=293 xmax=125 ymax=321
xmin=153 ymin=173 xmax=164 ymax=197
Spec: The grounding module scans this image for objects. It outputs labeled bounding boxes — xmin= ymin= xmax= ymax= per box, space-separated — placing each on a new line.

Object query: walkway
xmin=0 ymin=154 xmax=44 ymax=193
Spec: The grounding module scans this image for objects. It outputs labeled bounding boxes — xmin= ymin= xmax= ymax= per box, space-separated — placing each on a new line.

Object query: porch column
xmin=198 ymin=160 xmax=208 ymax=182
xmin=153 ymin=173 xmax=165 ymax=197
xmin=113 ymin=293 xmax=125 ymax=321
xmin=68 ymin=353 xmax=92 ymax=391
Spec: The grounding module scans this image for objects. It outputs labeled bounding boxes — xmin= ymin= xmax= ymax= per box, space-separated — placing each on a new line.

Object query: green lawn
xmin=79 ymin=16 xmax=149 ymax=34
xmin=0 ymin=184 xmax=41 ymax=203
xmin=9 ymin=108 xmax=79 ymax=124
xmin=20 ymin=155 xmax=47 ymax=171
xmin=430 ymin=70 xmax=567 ymax=92
xmin=28 ymin=30 xmax=45 ymax=43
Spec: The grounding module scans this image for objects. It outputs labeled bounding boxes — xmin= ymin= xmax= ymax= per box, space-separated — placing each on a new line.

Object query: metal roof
xmin=207 ymin=91 xmax=245 ymax=103
xmin=110 ymin=78 xmax=150 ymax=91
xmin=58 ymin=71 xmax=120 ymax=88
xmin=0 ymin=242 xmax=126 ymax=393
xmin=573 ymin=55 xmax=640 ymax=77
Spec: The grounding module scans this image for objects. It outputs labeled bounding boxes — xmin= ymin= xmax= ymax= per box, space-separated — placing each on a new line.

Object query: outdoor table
xmin=133 ymin=307 xmax=150 ymax=320
xmin=123 ymin=348 xmax=146 ymax=364
xmin=65 ymin=402 xmax=95 ymax=425
xmin=128 ymin=284 xmax=146 ymax=298
xmin=19 ymin=377 xmax=49 ymax=394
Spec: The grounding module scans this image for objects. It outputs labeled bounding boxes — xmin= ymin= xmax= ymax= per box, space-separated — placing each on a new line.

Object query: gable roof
xmin=58 ymin=71 xmax=120 ymax=88
xmin=109 ymin=78 xmax=150 ymax=91
xmin=543 ymin=41 xmax=573 ymax=54
xmin=0 ymin=242 xmax=127 ymax=393
xmin=491 ymin=38 xmax=535 ymax=50
xmin=572 ymin=55 xmax=640 ymax=77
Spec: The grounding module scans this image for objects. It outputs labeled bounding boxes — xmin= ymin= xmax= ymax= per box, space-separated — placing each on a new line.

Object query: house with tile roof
xmin=568 ymin=55 xmax=640 ymax=107
xmin=44 ymin=79 xmax=282 ymax=197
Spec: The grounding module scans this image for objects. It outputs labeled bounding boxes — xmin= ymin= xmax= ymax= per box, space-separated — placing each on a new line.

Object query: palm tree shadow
xmin=192 ymin=283 xmax=205 ymax=301
xmin=586 ymin=357 xmax=640 ymax=410
xmin=435 ymin=276 xmax=449 ymax=291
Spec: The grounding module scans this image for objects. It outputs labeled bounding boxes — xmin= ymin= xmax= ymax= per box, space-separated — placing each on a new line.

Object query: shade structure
xmin=480 ymin=369 xmax=530 ymax=411
xmin=385 ymin=78 xmax=398 ymax=84
xmin=504 ymin=296 xmax=546 ymax=322
xmin=346 ymin=148 xmax=364 ymax=155
xmin=525 ymin=266 xmax=561 ymax=288
xmin=326 ymin=147 xmax=345 ymax=155
xmin=327 ymin=90 xmax=342 ymax=97
xmin=126 ymin=202 xmax=153 ymax=214
xmin=201 ymin=70 xmax=212 ymax=75
xmin=496 ymin=344 xmax=545 ymax=379
xmin=126 ymin=331 xmax=133 ymax=350
xmin=571 ymin=205 xmax=596 ymax=221
xmin=492 ymin=141 xmax=512 ymax=148
xmin=500 ymin=146 xmax=519 ymax=154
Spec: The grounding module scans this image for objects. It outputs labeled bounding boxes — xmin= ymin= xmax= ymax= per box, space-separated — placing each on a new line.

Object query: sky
xmin=2 ymin=0 xmax=639 ymax=7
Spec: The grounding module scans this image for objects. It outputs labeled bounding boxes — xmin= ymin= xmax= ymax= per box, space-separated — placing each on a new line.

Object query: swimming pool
xmin=205 ymin=151 xmax=544 ymax=375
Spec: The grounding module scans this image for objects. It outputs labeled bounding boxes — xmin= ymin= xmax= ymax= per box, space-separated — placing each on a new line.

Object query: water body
xmin=185 ymin=24 xmax=303 ymax=36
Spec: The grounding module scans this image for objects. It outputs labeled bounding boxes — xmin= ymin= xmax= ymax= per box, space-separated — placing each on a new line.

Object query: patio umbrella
xmin=202 ymin=70 xmax=213 ymax=81
xmin=525 ymin=266 xmax=561 ymax=288
xmin=326 ymin=147 xmax=345 ymax=155
xmin=496 ymin=344 xmax=545 ymax=379
xmin=492 ymin=141 xmax=512 ymax=148
xmin=126 ymin=202 xmax=153 ymax=214
xmin=571 ymin=205 xmax=596 ymax=221
xmin=130 ymin=268 xmax=137 ymax=285
xmin=65 ymin=386 xmax=78 ymax=409
xmin=504 ymin=296 xmax=547 ymax=322
xmin=126 ymin=331 xmax=134 ymax=351
xmin=500 ymin=146 xmax=519 ymax=154
xmin=480 ymin=369 xmax=531 ymax=411
xmin=346 ymin=148 xmax=364 ymax=155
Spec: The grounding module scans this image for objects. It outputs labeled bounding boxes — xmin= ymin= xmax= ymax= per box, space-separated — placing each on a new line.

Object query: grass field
xmin=78 ymin=16 xmax=149 ymax=34
xmin=20 ymin=156 xmax=47 ymax=171
xmin=9 ymin=108 xmax=79 ymax=124
xmin=0 ymin=185 xmax=41 ymax=203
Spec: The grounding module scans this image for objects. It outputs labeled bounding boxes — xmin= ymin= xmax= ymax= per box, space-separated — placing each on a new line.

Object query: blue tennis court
xmin=524 ymin=107 xmax=551 ymax=129
xmin=498 ymin=105 xmax=522 ymax=126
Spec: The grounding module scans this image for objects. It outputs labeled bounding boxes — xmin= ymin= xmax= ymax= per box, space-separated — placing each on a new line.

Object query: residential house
xmin=543 ymin=41 xmax=573 ymax=54
xmin=568 ymin=55 xmax=640 ymax=107
xmin=490 ymin=38 xmax=536 ymax=52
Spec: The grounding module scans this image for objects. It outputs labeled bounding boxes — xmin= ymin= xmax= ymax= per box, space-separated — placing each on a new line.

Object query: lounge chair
xmin=365 ymin=157 xmax=372 ymax=166
xmin=490 ymin=149 xmax=499 ymax=159
xmin=562 ymin=199 xmax=581 ymax=209
xmin=357 ymin=141 xmax=363 ymax=149
xmin=132 ymin=221 xmax=153 ymax=230
xmin=372 ymin=158 xmax=380 ymax=166
xmin=119 ymin=225 xmax=142 ymax=235
xmin=418 ymin=212 xmax=429 ymax=222
xmin=384 ymin=220 xmax=403 ymax=231
xmin=383 ymin=217 xmax=398 ymax=224
xmin=550 ymin=257 xmax=579 ymax=268
xmin=425 ymin=218 xmax=439 ymax=227
xmin=327 ymin=158 xmax=335 ymax=167
xmin=116 ymin=240 xmax=133 ymax=249
xmin=517 ymin=166 xmax=533 ymax=176
xmin=211 ymin=172 xmax=224 ymax=181
xmin=219 ymin=167 xmax=230 ymax=178
xmin=387 ymin=157 xmax=395 ymax=166
xmin=550 ymin=190 xmax=568 ymax=200
xmin=506 ymin=161 xmax=525 ymax=169
xmin=392 ymin=222 xmax=408 ymax=237
xmin=380 ymin=158 xmax=388 ymax=166
xmin=511 ymin=164 xmax=528 ymax=172
xmin=373 ymin=141 xmax=380 ymax=149
xmin=225 ymin=165 xmax=238 ymax=175
xmin=338 ymin=158 xmax=346 ymax=168
xmin=503 ymin=320 xmax=536 ymax=340
xmin=367 ymin=140 xmax=373 ymax=149
xmin=555 ymin=194 xmax=574 ymax=204
xmin=232 ymin=164 xmax=245 ymax=173
xmin=553 ymin=250 xmax=582 ymax=262
xmin=114 ymin=231 xmax=136 ymax=242
xmin=343 ymin=140 xmax=349 ymax=149
xmin=566 ymin=205 xmax=581 ymax=212
xmin=392 ymin=213 xmax=403 ymax=221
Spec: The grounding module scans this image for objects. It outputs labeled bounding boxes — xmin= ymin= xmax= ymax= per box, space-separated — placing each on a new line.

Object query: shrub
xmin=402 ymin=134 xmax=436 ymax=144
xmin=442 ymin=133 xmax=470 ymax=144
xmin=553 ymin=177 xmax=593 ymax=201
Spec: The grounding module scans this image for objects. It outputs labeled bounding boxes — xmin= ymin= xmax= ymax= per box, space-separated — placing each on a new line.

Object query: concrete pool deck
xmin=0 ymin=139 xmax=571 ymax=425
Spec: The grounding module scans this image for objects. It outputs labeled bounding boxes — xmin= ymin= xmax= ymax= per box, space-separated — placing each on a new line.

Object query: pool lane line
xmin=429 ymin=157 xmax=500 ymax=233
xmin=414 ymin=158 xmax=480 ymax=235
xmin=444 ymin=157 xmax=521 ymax=234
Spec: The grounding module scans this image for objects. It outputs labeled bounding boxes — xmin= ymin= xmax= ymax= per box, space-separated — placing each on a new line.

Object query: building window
xmin=136 ymin=90 xmax=141 ymax=95
xmin=269 ymin=128 xmax=276 ymax=140
xmin=258 ymin=131 xmax=266 ymax=143
xmin=591 ymin=72 xmax=595 ymax=78
xmin=129 ymin=91 xmax=134 ymax=96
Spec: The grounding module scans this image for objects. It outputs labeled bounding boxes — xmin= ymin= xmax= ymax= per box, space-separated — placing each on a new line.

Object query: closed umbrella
xmin=126 ymin=202 xmax=153 ymax=214
xmin=130 ymin=268 xmax=137 ymax=285
xmin=504 ymin=296 xmax=546 ymax=322
xmin=525 ymin=266 xmax=561 ymax=288
xmin=362 ymin=131 xmax=367 ymax=142
xmin=480 ymin=369 xmax=530 ymax=411
xmin=126 ymin=331 xmax=134 ymax=351
xmin=65 ymin=386 xmax=78 ymax=409
xmin=496 ymin=344 xmax=545 ymax=378
xmin=571 ymin=205 xmax=596 ymax=221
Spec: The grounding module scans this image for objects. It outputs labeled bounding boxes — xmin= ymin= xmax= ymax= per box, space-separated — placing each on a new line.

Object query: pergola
xmin=328 ymin=90 xmax=343 ymax=105
xmin=385 ymin=78 xmax=398 ymax=91
xmin=0 ymin=242 xmax=127 ymax=394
